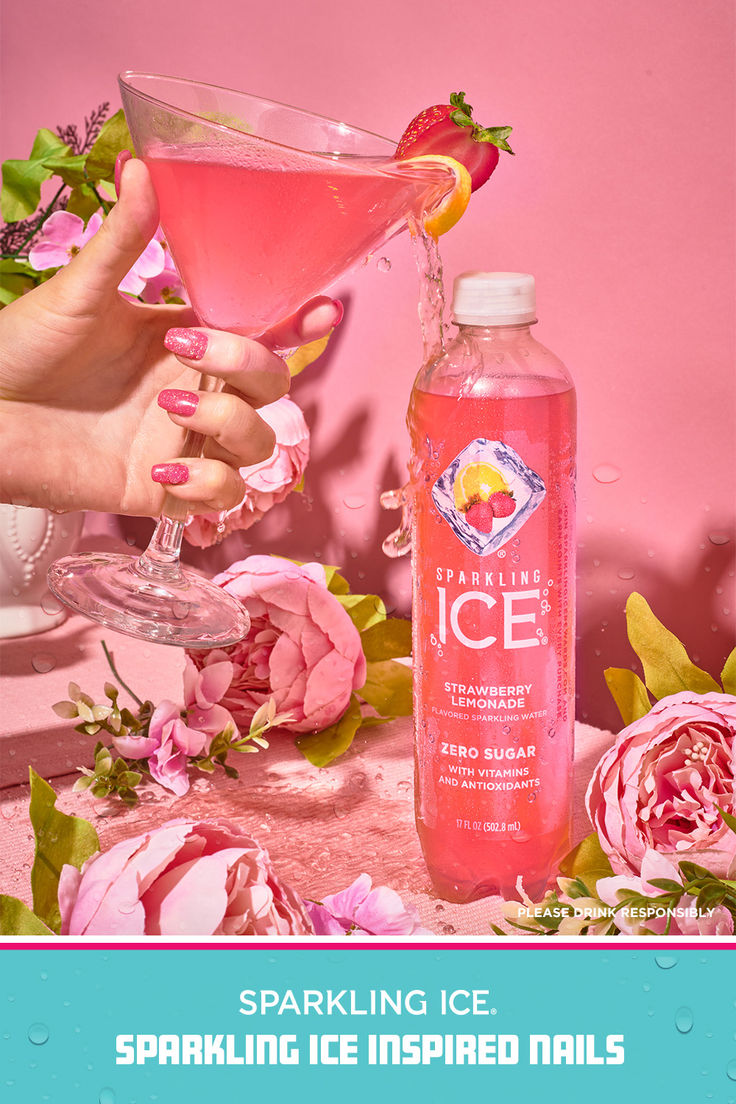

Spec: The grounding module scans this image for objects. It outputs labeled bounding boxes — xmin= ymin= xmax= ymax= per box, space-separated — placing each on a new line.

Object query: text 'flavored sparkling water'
xmin=409 ymin=272 xmax=576 ymax=903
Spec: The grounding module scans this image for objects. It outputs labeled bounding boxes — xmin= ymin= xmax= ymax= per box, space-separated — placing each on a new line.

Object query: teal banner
xmin=1 ymin=948 xmax=735 ymax=1102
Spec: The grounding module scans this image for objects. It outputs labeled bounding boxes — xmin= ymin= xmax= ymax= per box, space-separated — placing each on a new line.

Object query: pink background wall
xmin=2 ymin=0 xmax=734 ymax=729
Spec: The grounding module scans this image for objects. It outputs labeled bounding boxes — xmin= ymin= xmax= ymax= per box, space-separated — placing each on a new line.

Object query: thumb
xmin=55 ymin=157 xmax=160 ymax=302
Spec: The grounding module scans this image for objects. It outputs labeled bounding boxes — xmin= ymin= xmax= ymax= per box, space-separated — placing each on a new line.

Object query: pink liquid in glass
xmin=410 ymin=368 xmax=576 ymax=903
xmin=146 ymin=151 xmax=447 ymax=335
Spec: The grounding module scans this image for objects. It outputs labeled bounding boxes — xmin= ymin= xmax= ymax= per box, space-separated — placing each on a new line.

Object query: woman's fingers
xmin=261 ymin=296 xmax=344 ymax=350
xmin=150 ymin=457 xmax=246 ymax=513
xmin=164 ymin=326 xmax=290 ymax=407
xmin=157 ymin=387 xmax=276 ymax=467
xmin=162 ymin=296 xmax=342 ymax=404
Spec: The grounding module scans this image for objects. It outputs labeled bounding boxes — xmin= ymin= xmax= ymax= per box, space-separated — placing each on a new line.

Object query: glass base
xmin=48 ymin=552 xmax=249 ymax=649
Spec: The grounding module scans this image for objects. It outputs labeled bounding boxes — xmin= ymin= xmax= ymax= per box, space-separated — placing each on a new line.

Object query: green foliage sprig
xmin=0 ymin=106 xmax=133 ymax=305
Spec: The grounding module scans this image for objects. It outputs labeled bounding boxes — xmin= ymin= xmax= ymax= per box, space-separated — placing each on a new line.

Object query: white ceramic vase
xmin=0 ymin=504 xmax=85 ymax=638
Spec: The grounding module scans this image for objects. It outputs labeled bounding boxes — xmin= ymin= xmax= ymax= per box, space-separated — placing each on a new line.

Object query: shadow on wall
xmin=576 ymin=523 xmax=735 ymax=733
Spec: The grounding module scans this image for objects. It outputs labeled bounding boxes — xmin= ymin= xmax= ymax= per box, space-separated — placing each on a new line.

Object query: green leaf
xmin=625 ymin=592 xmax=721 ymax=699
xmin=0 ymin=895 xmax=54 ymax=936
xmin=323 ymin=565 xmax=351 ymax=595
xmin=1 ymin=129 xmax=71 ymax=221
xmin=718 ymin=805 xmax=736 ymax=837
xmin=85 ymin=109 xmax=133 ymax=183
xmin=336 ymin=592 xmax=387 ymax=633
xmin=285 ymin=331 xmax=332 ymax=377
xmin=558 ymin=832 xmax=614 ymax=886
xmin=360 ymin=617 xmax=412 ymax=661
xmin=29 ymin=768 xmax=100 ymax=934
xmin=490 ymin=923 xmax=508 ymax=936
xmin=604 ymin=666 xmax=652 ymax=726
xmin=296 ymin=694 xmax=363 ymax=767
xmin=0 ymin=257 xmax=37 ymax=304
xmin=41 ymin=151 xmax=88 ymax=188
xmin=358 ymin=659 xmax=412 ymax=717
xmin=721 ymin=647 xmax=736 ymax=694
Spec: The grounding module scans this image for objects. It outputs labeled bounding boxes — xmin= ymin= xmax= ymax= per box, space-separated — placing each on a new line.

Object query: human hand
xmin=0 ymin=158 xmax=341 ymax=516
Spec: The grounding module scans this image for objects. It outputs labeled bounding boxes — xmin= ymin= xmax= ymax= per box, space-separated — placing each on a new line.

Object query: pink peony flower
xmin=28 ymin=210 xmax=166 ymax=295
xmin=191 ymin=556 xmax=366 ymax=735
xmin=586 ymin=691 xmax=736 ymax=877
xmin=58 ymin=819 xmax=314 ymax=936
xmin=185 ymin=397 xmax=310 ymax=548
xmin=597 ymin=849 xmax=734 ymax=936
xmin=306 ymin=874 xmax=428 ymax=936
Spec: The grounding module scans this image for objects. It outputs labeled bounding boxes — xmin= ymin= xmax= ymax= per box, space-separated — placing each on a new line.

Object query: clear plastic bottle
xmin=409 ymin=272 xmax=576 ymax=902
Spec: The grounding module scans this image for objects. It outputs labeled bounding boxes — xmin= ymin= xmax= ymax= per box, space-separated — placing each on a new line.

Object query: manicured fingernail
xmin=330 ymin=299 xmax=344 ymax=327
xmin=164 ymin=328 xmax=208 ymax=360
xmin=151 ymin=463 xmax=189 ymax=485
xmin=158 ymin=389 xmax=199 ymax=417
xmin=114 ymin=150 xmax=133 ymax=197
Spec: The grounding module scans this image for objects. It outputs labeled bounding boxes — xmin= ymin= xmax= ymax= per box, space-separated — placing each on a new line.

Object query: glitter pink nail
xmin=157 ymin=389 xmax=199 ymax=417
xmin=151 ymin=463 xmax=189 ymax=485
xmin=164 ymin=328 xmax=209 ymax=361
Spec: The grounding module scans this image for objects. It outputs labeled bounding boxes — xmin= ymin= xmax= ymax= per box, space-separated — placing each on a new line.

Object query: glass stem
xmin=135 ymin=369 xmax=222 ymax=583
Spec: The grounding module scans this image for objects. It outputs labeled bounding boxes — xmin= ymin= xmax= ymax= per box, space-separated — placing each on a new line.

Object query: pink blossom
xmin=185 ymin=397 xmax=310 ymax=547
xmin=28 ymin=211 xmax=102 ymax=269
xmin=189 ymin=556 xmax=366 ymax=734
xmin=586 ymin=691 xmax=736 ymax=877
xmin=596 ymin=849 xmax=734 ymax=936
xmin=140 ymin=228 xmax=187 ymax=304
xmin=58 ymin=819 xmax=314 ymax=936
xmin=306 ymin=874 xmax=427 ymax=936
xmin=112 ymin=699 xmax=211 ymax=797
xmin=183 ymin=655 xmax=236 ymax=739
xmin=28 ymin=209 xmax=166 ymax=296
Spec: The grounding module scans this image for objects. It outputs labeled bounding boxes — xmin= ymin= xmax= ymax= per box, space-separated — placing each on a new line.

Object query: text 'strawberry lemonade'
xmin=410 ymin=272 xmax=576 ymax=902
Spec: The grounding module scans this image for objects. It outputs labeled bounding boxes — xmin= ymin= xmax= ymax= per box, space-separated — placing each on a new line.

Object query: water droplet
xmin=727 ymin=1061 xmax=736 ymax=1083
xmin=435 ymin=903 xmax=445 ymax=912
xmin=99 ymin=1089 xmax=116 ymax=1104
xmin=40 ymin=592 xmax=64 ymax=616
xmin=27 ymin=1023 xmax=49 ymax=1046
xmin=675 ymin=1006 xmax=694 ymax=1034
xmin=617 ymin=568 xmax=636 ymax=580
xmin=709 ymin=532 xmax=730 ymax=546
xmin=397 ymin=780 xmax=412 ymax=795
xmin=592 ymin=463 xmax=621 ymax=483
xmin=527 ymin=791 xmax=537 ymax=803
xmin=441 ymin=923 xmax=456 ymax=935
xmin=655 ymin=955 xmax=677 ymax=970
xmin=171 ymin=601 xmax=190 ymax=620
xmin=31 ymin=652 xmax=56 ymax=674
xmin=502 ymin=725 xmax=511 ymax=735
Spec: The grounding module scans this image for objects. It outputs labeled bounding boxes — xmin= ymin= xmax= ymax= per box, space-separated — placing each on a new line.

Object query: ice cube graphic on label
xmin=432 ymin=439 xmax=546 ymax=555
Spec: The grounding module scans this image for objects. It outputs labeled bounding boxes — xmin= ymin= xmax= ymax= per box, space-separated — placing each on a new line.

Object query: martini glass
xmin=48 ymin=73 xmax=453 ymax=649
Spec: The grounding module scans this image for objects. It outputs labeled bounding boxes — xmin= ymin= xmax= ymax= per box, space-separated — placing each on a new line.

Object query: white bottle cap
xmin=451 ymin=271 xmax=536 ymax=325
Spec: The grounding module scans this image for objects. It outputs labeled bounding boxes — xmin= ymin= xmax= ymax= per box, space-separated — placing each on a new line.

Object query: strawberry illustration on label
xmin=432 ymin=439 xmax=544 ymax=555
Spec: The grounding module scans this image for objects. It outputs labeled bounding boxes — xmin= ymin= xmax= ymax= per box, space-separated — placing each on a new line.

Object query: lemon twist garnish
xmin=402 ymin=154 xmax=472 ymax=238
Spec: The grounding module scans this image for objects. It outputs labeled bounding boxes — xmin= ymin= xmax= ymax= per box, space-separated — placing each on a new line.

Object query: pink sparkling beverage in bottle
xmin=409 ymin=272 xmax=576 ymax=902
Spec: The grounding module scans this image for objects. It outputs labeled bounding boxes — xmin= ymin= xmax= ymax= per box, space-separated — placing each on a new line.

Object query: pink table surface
xmin=0 ymin=611 xmax=614 ymax=937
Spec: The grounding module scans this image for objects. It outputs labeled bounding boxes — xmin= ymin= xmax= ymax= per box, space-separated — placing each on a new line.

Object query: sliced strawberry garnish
xmin=396 ymin=92 xmax=513 ymax=192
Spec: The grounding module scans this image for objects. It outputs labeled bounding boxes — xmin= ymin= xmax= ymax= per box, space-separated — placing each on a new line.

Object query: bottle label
xmin=411 ymin=388 xmax=575 ymax=896
xmin=432 ymin=438 xmax=546 ymax=555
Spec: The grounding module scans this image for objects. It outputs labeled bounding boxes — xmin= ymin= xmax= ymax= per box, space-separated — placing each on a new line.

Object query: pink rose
xmin=185 ymin=397 xmax=309 ymax=547
xmin=597 ymin=849 xmax=734 ymax=936
xmin=58 ymin=819 xmax=314 ymax=936
xmin=586 ymin=691 xmax=736 ymax=876
xmin=192 ymin=556 xmax=366 ymax=734
xmin=306 ymin=874 xmax=428 ymax=936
